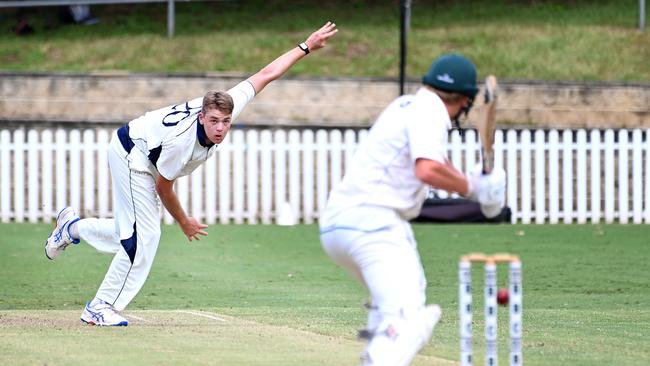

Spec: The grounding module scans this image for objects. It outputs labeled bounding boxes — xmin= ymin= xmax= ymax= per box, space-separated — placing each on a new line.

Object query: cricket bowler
xmin=44 ymin=22 xmax=338 ymax=326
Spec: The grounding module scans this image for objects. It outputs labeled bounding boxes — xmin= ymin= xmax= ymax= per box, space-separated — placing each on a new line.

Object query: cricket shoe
xmin=360 ymin=304 xmax=442 ymax=366
xmin=44 ymin=207 xmax=80 ymax=260
xmin=80 ymin=299 xmax=128 ymax=326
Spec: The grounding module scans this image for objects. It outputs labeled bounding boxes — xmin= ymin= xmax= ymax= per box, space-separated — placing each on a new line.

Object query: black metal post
xmin=399 ymin=0 xmax=411 ymax=95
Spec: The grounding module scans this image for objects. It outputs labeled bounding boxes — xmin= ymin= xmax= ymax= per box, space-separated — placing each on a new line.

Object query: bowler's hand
xmin=180 ymin=217 xmax=208 ymax=242
xmin=305 ymin=21 xmax=338 ymax=52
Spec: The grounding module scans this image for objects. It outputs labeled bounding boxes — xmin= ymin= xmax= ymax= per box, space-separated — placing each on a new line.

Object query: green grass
xmin=0 ymin=0 xmax=648 ymax=81
xmin=1 ymin=222 xmax=649 ymax=365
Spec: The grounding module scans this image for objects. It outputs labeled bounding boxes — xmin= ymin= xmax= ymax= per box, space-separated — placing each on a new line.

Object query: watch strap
xmin=298 ymin=42 xmax=310 ymax=54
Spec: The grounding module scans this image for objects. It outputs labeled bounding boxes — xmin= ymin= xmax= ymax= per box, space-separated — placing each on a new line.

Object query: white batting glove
xmin=466 ymin=164 xmax=506 ymax=207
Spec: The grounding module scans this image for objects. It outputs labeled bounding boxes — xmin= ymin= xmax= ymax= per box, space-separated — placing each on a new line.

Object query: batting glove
xmin=466 ymin=165 xmax=506 ymax=207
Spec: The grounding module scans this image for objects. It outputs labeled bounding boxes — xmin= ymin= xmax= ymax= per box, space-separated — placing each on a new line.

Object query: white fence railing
xmin=1 ymin=128 xmax=649 ymax=224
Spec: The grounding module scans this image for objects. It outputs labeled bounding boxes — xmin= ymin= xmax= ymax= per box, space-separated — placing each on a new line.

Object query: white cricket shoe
xmin=44 ymin=207 xmax=80 ymax=260
xmin=80 ymin=299 xmax=128 ymax=326
xmin=360 ymin=304 xmax=442 ymax=366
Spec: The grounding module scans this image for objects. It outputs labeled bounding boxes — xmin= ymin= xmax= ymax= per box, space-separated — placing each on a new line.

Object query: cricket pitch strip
xmin=0 ymin=309 xmax=455 ymax=366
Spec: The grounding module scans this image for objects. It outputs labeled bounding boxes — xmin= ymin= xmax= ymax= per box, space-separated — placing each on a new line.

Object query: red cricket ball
xmin=497 ymin=288 xmax=509 ymax=306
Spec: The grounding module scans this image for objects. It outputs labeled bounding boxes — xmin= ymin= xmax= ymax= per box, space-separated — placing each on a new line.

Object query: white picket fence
xmin=1 ymin=127 xmax=649 ymax=224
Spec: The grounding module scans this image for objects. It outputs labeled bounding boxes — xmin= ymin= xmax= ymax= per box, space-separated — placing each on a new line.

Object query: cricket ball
xmin=497 ymin=288 xmax=509 ymax=306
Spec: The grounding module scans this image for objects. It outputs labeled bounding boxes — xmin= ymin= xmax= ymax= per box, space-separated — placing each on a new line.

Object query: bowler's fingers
xmin=308 ymin=22 xmax=338 ymax=50
xmin=187 ymin=223 xmax=208 ymax=242
xmin=319 ymin=22 xmax=337 ymax=39
xmin=192 ymin=226 xmax=209 ymax=241
xmin=318 ymin=21 xmax=334 ymax=32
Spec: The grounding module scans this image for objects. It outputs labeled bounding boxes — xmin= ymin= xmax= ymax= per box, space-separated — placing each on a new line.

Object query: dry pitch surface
xmin=0 ymin=309 xmax=455 ymax=366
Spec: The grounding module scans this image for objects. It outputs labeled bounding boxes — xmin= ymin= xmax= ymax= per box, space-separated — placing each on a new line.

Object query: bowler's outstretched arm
xmin=247 ymin=21 xmax=338 ymax=94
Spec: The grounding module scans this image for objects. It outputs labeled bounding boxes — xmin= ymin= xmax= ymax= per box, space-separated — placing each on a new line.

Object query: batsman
xmin=319 ymin=53 xmax=506 ymax=366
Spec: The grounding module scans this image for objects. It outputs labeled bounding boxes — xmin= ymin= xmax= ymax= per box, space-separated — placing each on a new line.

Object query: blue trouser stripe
xmin=120 ymin=222 xmax=137 ymax=263
xmin=117 ymin=124 xmax=134 ymax=153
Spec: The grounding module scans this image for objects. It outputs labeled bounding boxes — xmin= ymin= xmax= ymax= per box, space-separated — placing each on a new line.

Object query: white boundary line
xmin=175 ymin=310 xmax=227 ymax=322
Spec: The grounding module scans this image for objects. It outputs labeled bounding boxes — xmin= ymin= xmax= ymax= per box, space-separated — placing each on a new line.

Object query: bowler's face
xmin=199 ymin=108 xmax=231 ymax=145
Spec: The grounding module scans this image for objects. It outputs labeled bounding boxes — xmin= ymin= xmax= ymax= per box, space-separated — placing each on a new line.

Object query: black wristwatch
xmin=298 ymin=42 xmax=310 ymax=54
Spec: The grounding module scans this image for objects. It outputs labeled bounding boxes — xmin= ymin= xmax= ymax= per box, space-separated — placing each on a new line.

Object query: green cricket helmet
xmin=422 ymin=53 xmax=479 ymax=99
xmin=422 ymin=53 xmax=479 ymax=132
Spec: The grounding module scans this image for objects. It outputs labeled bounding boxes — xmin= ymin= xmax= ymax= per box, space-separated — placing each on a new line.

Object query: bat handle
xmin=482 ymin=149 xmax=494 ymax=175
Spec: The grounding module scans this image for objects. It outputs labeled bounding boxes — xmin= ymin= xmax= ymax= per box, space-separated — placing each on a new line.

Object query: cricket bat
xmin=478 ymin=75 xmax=499 ymax=174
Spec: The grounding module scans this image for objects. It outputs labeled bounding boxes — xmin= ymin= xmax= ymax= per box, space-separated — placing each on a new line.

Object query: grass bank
xmin=0 ymin=0 xmax=648 ymax=81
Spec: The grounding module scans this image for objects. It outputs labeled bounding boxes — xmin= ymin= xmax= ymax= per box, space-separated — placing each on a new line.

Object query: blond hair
xmin=202 ymin=91 xmax=234 ymax=114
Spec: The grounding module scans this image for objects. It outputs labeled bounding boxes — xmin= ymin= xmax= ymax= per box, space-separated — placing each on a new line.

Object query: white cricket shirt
xmin=323 ymin=87 xmax=451 ymax=221
xmin=125 ymin=80 xmax=256 ymax=180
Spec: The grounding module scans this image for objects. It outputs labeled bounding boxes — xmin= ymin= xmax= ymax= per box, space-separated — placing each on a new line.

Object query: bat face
xmin=478 ymin=75 xmax=498 ymax=174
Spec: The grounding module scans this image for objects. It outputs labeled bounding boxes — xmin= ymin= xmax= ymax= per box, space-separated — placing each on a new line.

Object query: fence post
xmin=97 ymin=129 xmax=110 ymax=220
xmin=83 ymin=130 xmax=96 ymax=218
xmin=604 ymin=130 xmax=615 ymax=223
xmin=520 ymin=130 xmax=531 ymax=224
xmin=246 ymin=130 xmax=259 ymax=224
xmin=330 ymin=130 xmax=343 ymax=189
xmin=191 ymin=165 xmax=205 ymax=222
xmin=13 ymin=130 xmax=25 ymax=223
xmin=645 ymin=129 xmax=650 ymax=223
xmin=176 ymin=175 xmax=189 ymax=223
xmin=316 ymin=130 xmax=329 ymax=221
xmin=260 ymin=130 xmax=272 ymax=224
xmin=641 ymin=0 xmax=646 ymax=31
xmin=233 ymin=130 xmax=245 ymax=224
xmin=548 ymin=130 xmax=559 ymax=223
xmin=464 ymin=129 xmax=478 ymax=175
xmin=343 ymin=129 xmax=357 ymax=173
xmin=534 ymin=129 xmax=546 ymax=224
xmin=27 ymin=130 xmax=39 ymax=223
xmin=576 ymin=130 xmax=587 ymax=224
xmin=41 ymin=130 xmax=54 ymax=222
xmin=632 ymin=129 xmax=643 ymax=223
xmin=562 ymin=130 xmax=574 ymax=224
xmin=273 ymin=130 xmax=287 ymax=224
xmin=590 ymin=129 xmax=601 ymax=223
xmin=302 ymin=130 xmax=315 ymax=224
xmin=167 ymin=0 xmax=175 ymax=37
xmin=55 ymin=130 xmax=67 ymax=215
xmin=69 ymin=130 xmax=82 ymax=213
xmin=494 ymin=130 xmax=504 ymax=172
xmin=204 ymin=151 xmax=217 ymax=225
xmin=288 ymin=130 xmax=301 ymax=222
xmin=506 ymin=130 xmax=518 ymax=223
xmin=0 ymin=130 xmax=9 ymax=223
xmin=618 ymin=130 xmax=629 ymax=223
xmin=219 ymin=134 xmax=232 ymax=224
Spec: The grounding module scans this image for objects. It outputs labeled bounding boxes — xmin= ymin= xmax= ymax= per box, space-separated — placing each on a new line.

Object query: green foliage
xmin=0 ymin=1 xmax=648 ymax=81
xmin=1 ymin=223 xmax=649 ymax=365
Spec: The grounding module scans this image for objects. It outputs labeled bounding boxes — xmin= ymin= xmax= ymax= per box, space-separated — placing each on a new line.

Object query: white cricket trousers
xmin=76 ymin=133 xmax=161 ymax=311
xmin=319 ymin=205 xmax=427 ymax=331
